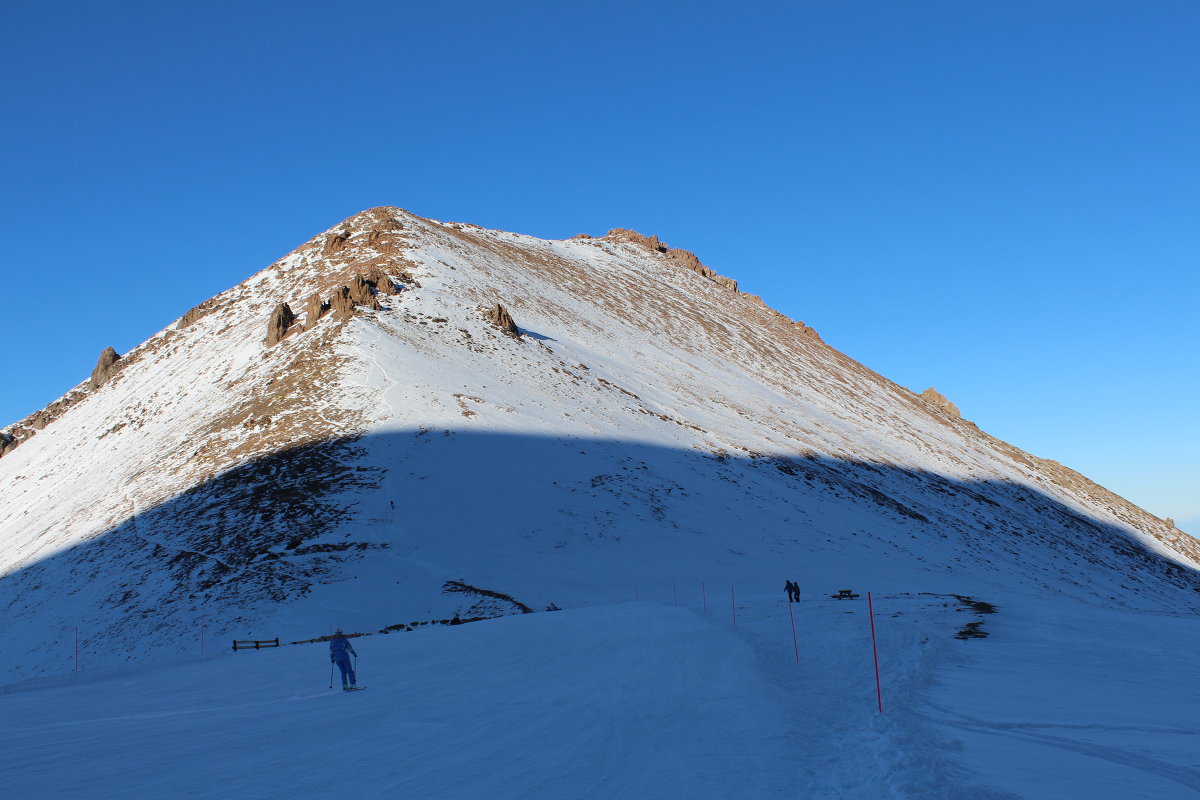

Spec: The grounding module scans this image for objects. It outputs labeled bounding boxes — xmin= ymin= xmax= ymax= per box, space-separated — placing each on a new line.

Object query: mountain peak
xmin=1 ymin=207 xmax=1197 ymax=684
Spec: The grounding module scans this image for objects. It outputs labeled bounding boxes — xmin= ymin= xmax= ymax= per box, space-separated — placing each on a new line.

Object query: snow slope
xmin=2 ymin=206 xmax=1199 ymax=796
xmin=4 ymin=594 xmax=1198 ymax=798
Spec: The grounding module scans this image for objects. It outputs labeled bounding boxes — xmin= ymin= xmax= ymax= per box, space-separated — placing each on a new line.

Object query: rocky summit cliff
xmin=2 ymin=207 xmax=1197 ymax=683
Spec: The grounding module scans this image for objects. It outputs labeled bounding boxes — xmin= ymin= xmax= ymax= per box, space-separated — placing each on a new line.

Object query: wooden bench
xmin=831 ymin=589 xmax=859 ymax=599
xmin=232 ymin=638 xmax=280 ymax=651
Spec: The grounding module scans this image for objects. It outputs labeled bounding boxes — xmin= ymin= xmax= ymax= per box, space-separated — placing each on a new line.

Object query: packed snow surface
xmin=4 ymin=594 xmax=1199 ymax=798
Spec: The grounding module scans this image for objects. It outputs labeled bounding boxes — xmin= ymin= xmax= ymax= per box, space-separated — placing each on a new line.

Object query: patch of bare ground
xmin=452 ymin=394 xmax=484 ymax=417
xmin=187 ymin=322 xmax=367 ymax=480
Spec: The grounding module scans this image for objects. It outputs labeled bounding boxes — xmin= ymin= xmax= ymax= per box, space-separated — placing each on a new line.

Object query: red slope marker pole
xmin=868 ymin=591 xmax=883 ymax=713
xmin=788 ymin=599 xmax=800 ymax=663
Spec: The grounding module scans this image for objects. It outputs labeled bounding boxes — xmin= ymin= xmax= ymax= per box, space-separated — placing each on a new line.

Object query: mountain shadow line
xmin=2 ymin=429 xmax=1197 ymax=683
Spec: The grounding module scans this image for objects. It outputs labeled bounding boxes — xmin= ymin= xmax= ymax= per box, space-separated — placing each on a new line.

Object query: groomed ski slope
xmin=4 ymin=593 xmax=1199 ymax=798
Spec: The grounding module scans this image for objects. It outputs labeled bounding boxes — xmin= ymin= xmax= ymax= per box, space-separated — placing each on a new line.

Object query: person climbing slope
xmin=329 ymin=629 xmax=358 ymax=690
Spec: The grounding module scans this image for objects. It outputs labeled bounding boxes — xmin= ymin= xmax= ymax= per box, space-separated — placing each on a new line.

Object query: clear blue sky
xmin=1 ymin=1 xmax=1196 ymax=534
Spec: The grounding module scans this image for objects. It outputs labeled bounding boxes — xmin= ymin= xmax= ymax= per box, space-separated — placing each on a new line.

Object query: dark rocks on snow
xmin=0 ymin=431 xmax=15 ymax=458
xmin=90 ymin=347 xmax=122 ymax=388
xmin=265 ymin=303 xmax=296 ymax=346
xmin=485 ymin=303 xmax=521 ymax=338
xmin=27 ymin=409 xmax=52 ymax=431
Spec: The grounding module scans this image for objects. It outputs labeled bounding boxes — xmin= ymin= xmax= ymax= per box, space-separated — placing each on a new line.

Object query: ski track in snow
xmin=5 ymin=595 xmax=1199 ymax=798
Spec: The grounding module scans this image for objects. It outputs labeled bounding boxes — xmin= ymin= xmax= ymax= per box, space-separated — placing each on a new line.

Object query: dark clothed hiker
xmin=329 ymin=630 xmax=358 ymax=689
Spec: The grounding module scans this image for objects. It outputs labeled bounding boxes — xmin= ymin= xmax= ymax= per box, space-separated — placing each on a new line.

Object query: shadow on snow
xmin=2 ymin=429 xmax=1197 ymax=681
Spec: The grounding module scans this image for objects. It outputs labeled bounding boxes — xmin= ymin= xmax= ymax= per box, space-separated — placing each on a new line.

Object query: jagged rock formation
xmin=793 ymin=320 xmax=822 ymax=341
xmin=265 ymin=303 xmax=295 ymax=346
xmin=364 ymin=267 xmax=402 ymax=295
xmin=324 ymin=229 xmax=351 ymax=254
xmin=485 ymin=303 xmax=521 ymax=337
xmin=90 ymin=347 xmax=122 ymax=388
xmin=0 ymin=390 xmax=89 ymax=459
xmin=329 ymin=286 xmax=356 ymax=319
xmin=603 ymin=228 xmax=739 ymax=292
xmin=348 ymin=276 xmax=382 ymax=310
xmin=178 ymin=298 xmax=219 ymax=329
xmin=920 ymin=387 xmax=961 ymax=418
xmin=304 ymin=294 xmax=329 ymax=331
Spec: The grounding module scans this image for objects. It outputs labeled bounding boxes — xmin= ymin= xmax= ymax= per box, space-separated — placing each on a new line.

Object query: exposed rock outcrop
xmin=178 ymin=298 xmax=219 ymax=329
xmin=363 ymin=268 xmax=401 ymax=296
xmin=1166 ymin=518 xmax=1176 ymax=529
xmin=295 ymin=272 xmax=399 ymax=333
xmin=485 ymin=303 xmax=521 ymax=338
xmin=265 ymin=304 xmax=296 ymax=346
xmin=667 ymin=247 xmax=703 ymax=271
xmin=606 ymin=228 xmax=668 ymax=253
xmin=604 ymin=229 xmax=738 ymax=292
xmin=920 ymin=387 xmax=961 ymax=418
xmin=330 ymin=286 xmax=356 ymax=320
xmin=348 ymin=276 xmax=382 ymax=311
xmin=744 ymin=294 xmax=788 ymax=317
xmin=324 ymin=229 xmax=352 ymax=254
xmin=0 ymin=389 xmax=89 ymax=458
xmin=304 ymin=294 xmax=329 ymax=331
xmin=793 ymin=321 xmax=822 ymax=341
xmin=90 ymin=347 xmax=122 ymax=388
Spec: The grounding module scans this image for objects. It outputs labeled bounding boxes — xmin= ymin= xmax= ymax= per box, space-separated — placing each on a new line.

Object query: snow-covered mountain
xmin=2 ymin=205 xmax=1197 ymax=685
xmin=5 ymin=207 xmax=1200 ymax=798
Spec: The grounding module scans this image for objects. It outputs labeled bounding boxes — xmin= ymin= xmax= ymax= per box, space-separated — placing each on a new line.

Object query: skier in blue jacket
xmin=329 ymin=630 xmax=358 ymax=690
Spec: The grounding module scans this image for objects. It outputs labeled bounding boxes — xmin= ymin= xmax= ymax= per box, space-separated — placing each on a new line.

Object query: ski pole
xmin=329 ymin=662 xmax=334 ymax=689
